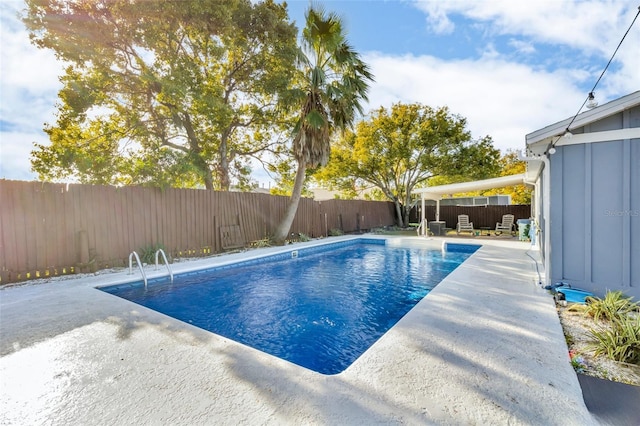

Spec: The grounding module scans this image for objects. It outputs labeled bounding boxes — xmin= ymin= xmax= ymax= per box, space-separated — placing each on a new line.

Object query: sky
xmin=1 ymin=0 xmax=639 ymax=186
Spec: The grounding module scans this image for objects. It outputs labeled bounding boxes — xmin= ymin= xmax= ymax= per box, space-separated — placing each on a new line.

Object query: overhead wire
xmin=544 ymin=5 xmax=640 ymax=154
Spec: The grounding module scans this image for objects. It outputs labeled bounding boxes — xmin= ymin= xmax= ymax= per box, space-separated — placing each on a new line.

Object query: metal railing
xmin=154 ymin=249 xmax=174 ymax=284
xmin=128 ymin=251 xmax=148 ymax=289
xmin=416 ymin=219 xmax=429 ymax=236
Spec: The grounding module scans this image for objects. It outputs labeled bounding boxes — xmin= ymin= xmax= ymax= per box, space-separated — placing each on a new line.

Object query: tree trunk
xmin=394 ymin=200 xmax=404 ymax=228
xmin=402 ymin=192 xmax=412 ymax=228
xmin=203 ymin=170 xmax=214 ymax=191
xmin=272 ymin=160 xmax=307 ymax=244
xmin=218 ymin=158 xmax=230 ymax=191
xmin=189 ymin=150 xmax=214 ymax=190
xmin=218 ymin=131 xmax=231 ymax=191
xmin=181 ymin=112 xmax=215 ymax=190
xmin=191 ymin=153 xmax=214 ymax=190
xmin=403 ymin=210 xmax=411 ymax=229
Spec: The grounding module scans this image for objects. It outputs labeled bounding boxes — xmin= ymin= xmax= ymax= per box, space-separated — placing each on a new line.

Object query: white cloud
xmin=413 ymin=0 xmax=640 ymax=95
xmin=508 ymin=39 xmax=536 ymax=55
xmin=362 ymin=52 xmax=587 ymax=152
xmin=0 ymin=2 xmax=63 ymax=93
xmin=419 ymin=2 xmax=456 ymax=35
xmin=413 ymin=0 xmax=636 ymax=54
xmin=0 ymin=131 xmax=42 ymax=181
xmin=1 ymin=5 xmax=63 ymax=125
xmin=0 ymin=2 xmax=63 ymax=178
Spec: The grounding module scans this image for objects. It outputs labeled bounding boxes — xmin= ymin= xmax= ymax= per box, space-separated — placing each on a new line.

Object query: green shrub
xmin=139 ymin=243 xmax=166 ymax=265
xmin=589 ymin=316 xmax=640 ymax=364
xmin=585 ymin=291 xmax=639 ymax=322
xmin=329 ymin=228 xmax=344 ymax=236
xmin=298 ymin=233 xmax=311 ymax=242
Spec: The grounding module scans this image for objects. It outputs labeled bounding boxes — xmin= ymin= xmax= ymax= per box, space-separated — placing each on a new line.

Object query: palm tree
xmin=272 ymin=5 xmax=373 ymax=244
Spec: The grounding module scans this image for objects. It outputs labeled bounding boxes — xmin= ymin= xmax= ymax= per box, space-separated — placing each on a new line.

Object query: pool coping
xmin=0 ymin=235 xmax=597 ymax=425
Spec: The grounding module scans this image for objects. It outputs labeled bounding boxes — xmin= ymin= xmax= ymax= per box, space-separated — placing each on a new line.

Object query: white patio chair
xmin=495 ymin=214 xmax=515 ymax=236
xmin=456 ymin=214 xmax=474 ymax=235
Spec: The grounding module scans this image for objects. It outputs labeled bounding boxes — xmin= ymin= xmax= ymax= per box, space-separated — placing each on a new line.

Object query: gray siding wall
xmin=591 ymin=141 xmax=624 ymax=284
xmin=549 ymin=107 xmax=639 ymax=299
xmin=631 ymin=139 xmax=640 ymax=289
xmin=630 ymin=106 xmax=640 ymax=290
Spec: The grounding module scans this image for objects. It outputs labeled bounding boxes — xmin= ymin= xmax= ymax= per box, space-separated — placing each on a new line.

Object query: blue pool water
xmin=100 ymin=239 xmax=479 ymax=374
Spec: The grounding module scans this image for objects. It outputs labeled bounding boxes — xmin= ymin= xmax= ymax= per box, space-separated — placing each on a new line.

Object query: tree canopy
xmin=271 ymin=5 xmax=373 ymax=243
xmin=24 ymin=0 xmax=298 ymax=190
xmin=315 ymin=103 xmax=501 ymax=226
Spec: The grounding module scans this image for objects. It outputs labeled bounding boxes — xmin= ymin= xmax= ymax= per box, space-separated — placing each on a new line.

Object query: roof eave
xmin=525 ymin=90 xmax=640 ymax=147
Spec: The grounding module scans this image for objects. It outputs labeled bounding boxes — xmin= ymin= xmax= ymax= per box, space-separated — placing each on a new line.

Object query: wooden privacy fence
xmin=410 ymin=204 xmax=531 ymax=229
xmin=0 ymin=180 xmax=396 ymax=284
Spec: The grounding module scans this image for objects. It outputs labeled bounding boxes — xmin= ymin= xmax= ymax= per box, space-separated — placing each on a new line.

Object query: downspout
xmin=518 ymin=150 xmax=551 ymax=286
xmin=420 ymin=193 xmax=426 ymax=236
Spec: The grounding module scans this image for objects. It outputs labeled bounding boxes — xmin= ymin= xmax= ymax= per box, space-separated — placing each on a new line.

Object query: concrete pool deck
xmin=1 ymin=236 xmax=596 ymax=425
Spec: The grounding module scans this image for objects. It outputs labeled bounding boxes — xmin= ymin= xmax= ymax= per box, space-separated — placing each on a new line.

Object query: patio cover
xmin=412 ymin=174 xmax=527 ymax=233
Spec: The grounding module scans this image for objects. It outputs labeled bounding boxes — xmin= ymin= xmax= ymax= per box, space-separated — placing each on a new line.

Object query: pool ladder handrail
xmin=128 ymin=251 xmax=148 ymax=289
xmin=154 ymin=249 xmax=174 ymax=284
xmin=417 ymin=218 xmax=428 ymax=236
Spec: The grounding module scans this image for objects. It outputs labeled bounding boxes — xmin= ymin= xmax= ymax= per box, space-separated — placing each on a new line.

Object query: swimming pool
xmin=100 ymin=239 xmax=479 ymax=374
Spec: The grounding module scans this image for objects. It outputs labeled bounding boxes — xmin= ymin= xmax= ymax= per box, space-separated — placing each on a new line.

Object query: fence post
xmin=324 ymin=213 xmax=328 ymax=237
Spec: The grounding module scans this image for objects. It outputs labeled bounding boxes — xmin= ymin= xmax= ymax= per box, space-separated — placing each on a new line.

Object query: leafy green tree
xmin=267 ymin=158 xmax=314 ymax=198
xmin=437 ymin=150 xmax=532 ymax=204
xmin=317 ymin=103 xmax=501 ymax=227
xmin=24 ymin=0 xmax=297 ymax=189
xmin=478 ymin=150 xmax=532 ymax=204
xmin=271 ymin=5 xmax=373 ymax=243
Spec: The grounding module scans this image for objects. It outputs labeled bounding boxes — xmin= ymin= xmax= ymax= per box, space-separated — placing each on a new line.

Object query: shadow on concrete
xmin=0 ymin=281 xmax=213 ymax=356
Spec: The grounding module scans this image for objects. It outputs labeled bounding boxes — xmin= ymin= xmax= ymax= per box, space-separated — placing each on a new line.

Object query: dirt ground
xmin=557 ymin=305 xmax=640 ymax=386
